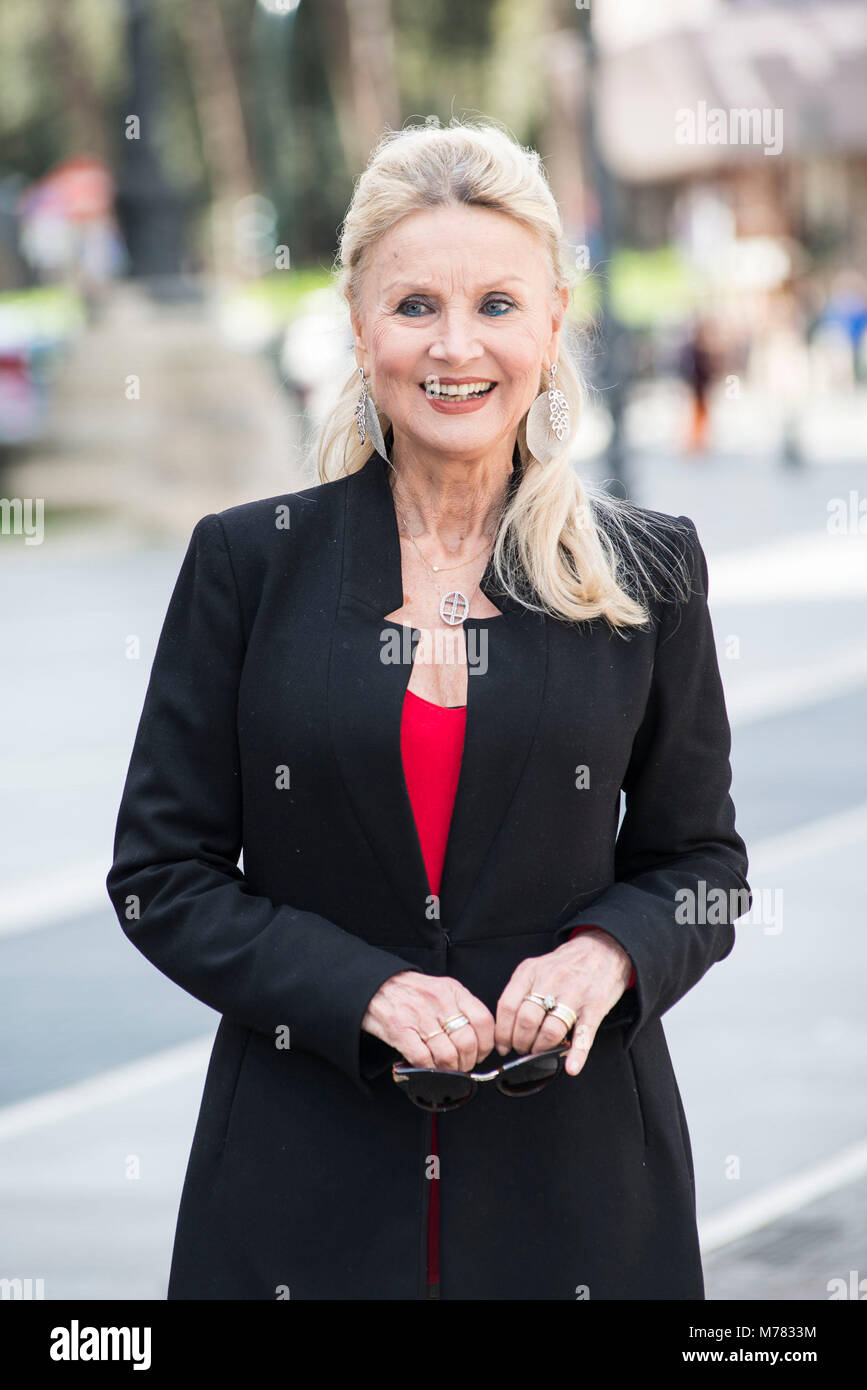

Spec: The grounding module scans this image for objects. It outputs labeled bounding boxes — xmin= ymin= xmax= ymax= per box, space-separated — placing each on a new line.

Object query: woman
xmin=106 ymin=120 xmax=750 ymax=1301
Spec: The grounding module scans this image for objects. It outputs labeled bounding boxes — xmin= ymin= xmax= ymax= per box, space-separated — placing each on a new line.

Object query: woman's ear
xmin=545 ymin=284 xmax=571 ymax=366
xmin=349 ymin=307 xmax=367 ymax=368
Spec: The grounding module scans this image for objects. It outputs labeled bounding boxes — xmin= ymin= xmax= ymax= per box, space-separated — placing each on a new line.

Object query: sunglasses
xmin=392 ymin=1045 xmax=571 ymax=1112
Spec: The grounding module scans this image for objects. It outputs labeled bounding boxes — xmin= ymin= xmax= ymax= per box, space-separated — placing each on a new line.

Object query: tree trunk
xmin=179 ymin=0 xmax=260 ymax=282
xmin=318 ymin=0 xmax=400 ymax=174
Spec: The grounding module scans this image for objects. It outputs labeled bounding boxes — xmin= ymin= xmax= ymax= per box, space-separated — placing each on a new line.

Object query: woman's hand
xmin=494 ymin=931 xmax=633 ymax=1077
xmin=362 ymin=971 xmax=495 ymax=1072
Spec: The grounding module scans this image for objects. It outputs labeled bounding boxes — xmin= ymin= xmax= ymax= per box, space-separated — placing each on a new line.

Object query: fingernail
xmin=496 ymin=1043 xmax=507 ymax=1056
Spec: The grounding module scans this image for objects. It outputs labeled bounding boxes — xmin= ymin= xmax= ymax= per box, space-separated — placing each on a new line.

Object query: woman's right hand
xmin=362 ymin=971 xmax=495 ymax=1071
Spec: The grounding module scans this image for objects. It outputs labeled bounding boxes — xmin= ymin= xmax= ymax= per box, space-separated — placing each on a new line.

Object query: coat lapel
xmin=327 ymin=437 xmax=548 ymax=939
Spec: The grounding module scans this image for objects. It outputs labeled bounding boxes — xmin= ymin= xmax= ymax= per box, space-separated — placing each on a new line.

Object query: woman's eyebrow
xmin=383 ymin=277 xmax=529 ymax=294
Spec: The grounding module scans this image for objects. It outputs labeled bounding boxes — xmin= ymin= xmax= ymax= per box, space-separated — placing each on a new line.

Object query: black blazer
xmin=106 ymin=440 xmax=751 ymax=1300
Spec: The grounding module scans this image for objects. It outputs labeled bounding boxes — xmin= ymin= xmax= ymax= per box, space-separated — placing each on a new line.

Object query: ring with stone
xmin=524 ymin=993 xmax=558 ymax=1013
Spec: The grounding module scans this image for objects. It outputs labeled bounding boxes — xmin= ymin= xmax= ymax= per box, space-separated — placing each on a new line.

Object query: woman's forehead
xmin=385 ymin=204 xmax=535 ymax=245
xmin=364 ymin=210 xmax=549 ymax=294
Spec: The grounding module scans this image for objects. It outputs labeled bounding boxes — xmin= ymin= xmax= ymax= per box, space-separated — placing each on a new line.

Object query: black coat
xmin=106 ymin=440 xmax=751 ymax=1300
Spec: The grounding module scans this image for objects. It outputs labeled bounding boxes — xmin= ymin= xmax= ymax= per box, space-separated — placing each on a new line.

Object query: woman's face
xmin=351 ymin=204 xmax=569 ymax=462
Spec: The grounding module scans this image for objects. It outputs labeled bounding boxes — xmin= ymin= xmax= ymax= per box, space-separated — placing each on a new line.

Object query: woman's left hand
xmin=494 ymin=931 xmax=633 ymax=1077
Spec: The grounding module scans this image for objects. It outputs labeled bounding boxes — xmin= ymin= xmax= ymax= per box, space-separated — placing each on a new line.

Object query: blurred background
xmin=1 ymin=0 xmax=865 ymax=1301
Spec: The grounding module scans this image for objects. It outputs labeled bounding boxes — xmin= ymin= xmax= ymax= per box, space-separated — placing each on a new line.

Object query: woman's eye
xmin=395 ymin=296 xmax=515 ymax=317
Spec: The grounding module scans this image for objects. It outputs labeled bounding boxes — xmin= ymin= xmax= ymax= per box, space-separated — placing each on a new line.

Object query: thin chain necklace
xmin=391 ymin=485 xmax=498 ymax=627
xmin=394 ymin=498 xmax=492 ymax=572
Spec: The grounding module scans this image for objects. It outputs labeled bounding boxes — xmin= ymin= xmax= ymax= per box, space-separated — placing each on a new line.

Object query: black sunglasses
xmin=392 ymin=1045 xmax=571 ymax=1112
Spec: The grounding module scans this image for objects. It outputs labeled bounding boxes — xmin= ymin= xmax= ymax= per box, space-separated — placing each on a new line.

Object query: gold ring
xmin=548 ymin=1003 xmax=578 ymax=1031
xmin=420 ymin=1028 xmax=445 ymax=1043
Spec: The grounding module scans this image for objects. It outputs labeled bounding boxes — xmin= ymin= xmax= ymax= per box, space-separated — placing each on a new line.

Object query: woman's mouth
xmin=418 ymin=379 xmax=498 ymax=412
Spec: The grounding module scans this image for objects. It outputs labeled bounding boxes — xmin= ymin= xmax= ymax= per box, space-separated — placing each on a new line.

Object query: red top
xmin=399 ymin=686 xmax=634 ymax=1293
xmin=401 ymin=688 xmax=466 ymax=1293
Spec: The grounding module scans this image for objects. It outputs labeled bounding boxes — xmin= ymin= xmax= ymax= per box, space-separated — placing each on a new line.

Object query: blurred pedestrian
xmin=680 ymin=317 xmax=716 ymax=453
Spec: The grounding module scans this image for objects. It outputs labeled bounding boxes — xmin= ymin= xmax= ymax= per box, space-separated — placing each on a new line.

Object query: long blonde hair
xmin=312 ymin=118 xmax=692 ymax=630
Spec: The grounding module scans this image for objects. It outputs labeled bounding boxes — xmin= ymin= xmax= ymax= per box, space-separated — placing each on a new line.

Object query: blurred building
xmin=594 ymin=0 xmax=867 ymax=268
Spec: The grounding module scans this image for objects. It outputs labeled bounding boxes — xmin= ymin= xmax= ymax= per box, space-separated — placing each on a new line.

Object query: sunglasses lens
xmin=498 ymin=1051 xmax=563 ymax=1096
xmin=405 ymin=1071 xmax=474 ymax=1112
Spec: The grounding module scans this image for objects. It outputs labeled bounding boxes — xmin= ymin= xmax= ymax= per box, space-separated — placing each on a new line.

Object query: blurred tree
xmin=39 ymin=0 xmax=112 ymax=165
xmin=177 ymin=0 xmax=259 ymax=280
xmin=0 ymin=0 xmax=567 ymax=281
xmin=0 ymin=0 xmax=124 ymax=176
xmin=316 ymin=0 xmax=400 ymax=175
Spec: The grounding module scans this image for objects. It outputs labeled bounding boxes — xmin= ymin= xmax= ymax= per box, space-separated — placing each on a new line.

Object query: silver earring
xmin=525 ymin=360 xmax=571 ymax=464
xmin=355 ymin=367 xmax=388 ymax=461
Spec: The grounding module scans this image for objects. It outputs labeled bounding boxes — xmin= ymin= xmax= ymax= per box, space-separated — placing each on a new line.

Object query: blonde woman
xmin=107 ymin=119 xmax=750 ymax=1300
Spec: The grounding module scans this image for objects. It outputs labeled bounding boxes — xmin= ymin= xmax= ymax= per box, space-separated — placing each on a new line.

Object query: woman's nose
xmin=428 ymin=312 xmax=486 ymax=367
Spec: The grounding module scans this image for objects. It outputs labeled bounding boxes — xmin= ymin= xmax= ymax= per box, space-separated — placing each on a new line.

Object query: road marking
xmin=744 ymin=800 xmax=867 ymax=878
xmin=725 ymin=645 xmax=867 ymax=727
xmin=709 ymin=529 xmax=867 ymax=604
xmin=699 ymin=1135 xmax=867 ymax=1253
xmin=0 ymin=1036 xmax=213 ymax=1143
xmin=0 ymin=859 xmax=112 ymax=939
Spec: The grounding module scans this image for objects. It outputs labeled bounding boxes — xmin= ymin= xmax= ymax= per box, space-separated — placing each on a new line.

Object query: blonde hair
xmin=312 ymin=117 xmax=692 ymax=631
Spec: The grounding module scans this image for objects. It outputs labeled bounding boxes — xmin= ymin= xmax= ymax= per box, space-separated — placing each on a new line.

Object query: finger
xmin=424 ymin=1028 xmax=462 ymax=1072
xmin=394 ymin=1027 xmax=435 ymax=1069
xmin=510 ymin=997 xmax=549 ymax=1056
xmin=494 ymin=966 xmax=535 ymax=1054
xmin=439 ymin=1020 xmax=479 ymax=1072
xmin=435 ymin=990 xmax=486 ymax=1070
xmin=425 ymin=995 xmax=474 ymax=1070
xmin=453 ymin=990 xmax=496 ymax=1065
xmin=531 ymin=1010 xmax=573 ymax=1054
xmin=564 ymin=1019 xmax=596 ymax=1077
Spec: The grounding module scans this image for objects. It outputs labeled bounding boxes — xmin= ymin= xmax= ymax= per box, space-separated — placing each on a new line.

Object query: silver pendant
xmin=440 ymin=591 xmax=470 ymax=625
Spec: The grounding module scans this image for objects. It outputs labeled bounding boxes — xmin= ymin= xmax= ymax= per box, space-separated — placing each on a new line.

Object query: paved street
xmin=1 ymin=433 xmax=866 ymax=1300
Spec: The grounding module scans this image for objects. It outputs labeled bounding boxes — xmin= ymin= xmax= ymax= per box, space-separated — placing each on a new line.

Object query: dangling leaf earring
xmin=355 ymin=366 xmax=388 ymax=461
xmin=525 ymin=360 xmax=572 ymax=464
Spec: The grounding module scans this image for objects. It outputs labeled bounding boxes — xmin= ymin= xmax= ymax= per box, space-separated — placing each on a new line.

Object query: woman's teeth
xmin=424 ymin=381 xmax=495 ymax=399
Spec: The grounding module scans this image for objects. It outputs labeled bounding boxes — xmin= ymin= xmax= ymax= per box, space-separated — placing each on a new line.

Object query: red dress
xmin=400 ymin=686 xmax=635 ymax=1295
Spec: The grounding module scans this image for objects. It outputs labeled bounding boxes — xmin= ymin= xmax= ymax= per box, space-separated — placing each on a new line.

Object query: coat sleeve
xmin=105 ymin=513 xmax=414 ymax=1095
xmin=552 ymin=515 xmax=751 ymax=1049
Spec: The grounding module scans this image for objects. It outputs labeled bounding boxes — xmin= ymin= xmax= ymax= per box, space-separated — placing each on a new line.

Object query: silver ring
xmin=441 ymin=1014 xmax=470 ymax=1036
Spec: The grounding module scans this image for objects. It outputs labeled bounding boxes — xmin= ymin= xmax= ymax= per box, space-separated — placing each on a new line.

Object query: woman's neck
xmin=387 ymin=441 xmax=514 ymax=552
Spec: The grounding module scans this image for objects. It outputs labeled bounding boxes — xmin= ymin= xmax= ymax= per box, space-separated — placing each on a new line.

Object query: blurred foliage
xmin=240 ymin=265 xmax=334 ymax=319
xmin=0 ymin=0 xmax=554 ymax=272
xmin=0 ymin=284 xmax=86 ymax=337
xmin=610 ymin=247 xmax=698 ymax=327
